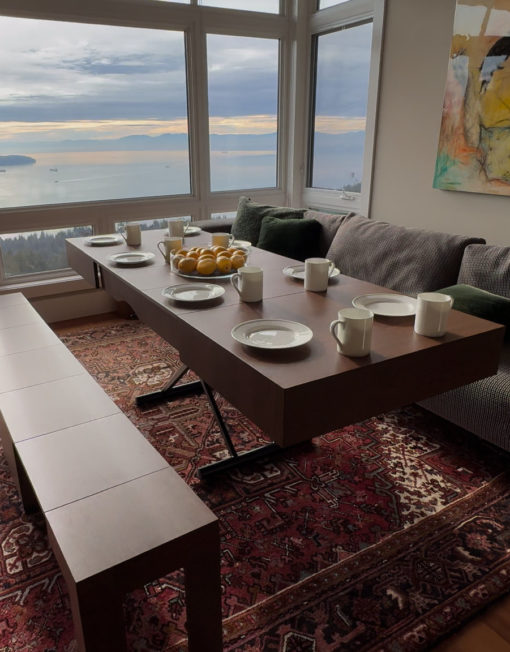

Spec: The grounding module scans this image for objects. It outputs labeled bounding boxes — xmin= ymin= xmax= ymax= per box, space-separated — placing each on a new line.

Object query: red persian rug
xmin=1 ymin=315 xmax=510 ymax=652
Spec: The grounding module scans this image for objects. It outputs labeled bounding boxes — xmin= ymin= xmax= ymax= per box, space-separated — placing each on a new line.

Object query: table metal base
xmin=136 ymin=364 xmax=279 ymax=477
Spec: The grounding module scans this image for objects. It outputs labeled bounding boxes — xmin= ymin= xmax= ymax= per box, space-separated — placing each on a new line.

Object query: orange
xmin=196 ymin=258 xmax=217 ymax=275
xmin=186 ymin=250 xmax=199 ymax=259
xmin=232 ymin=249 xmax=247 ymax=258
xmin=231 ymin=254 xmax=246 ymax=269
xmin=217 ymin=249 xmax=232 ymax=258
xmin=216 ymin=257 xmax=232 ymax=274
xmin=171 ymin=253 xmax=185 ymax=269
xmin=176 ymin=248 xmax=189 ymax=257
xmin=178 ymin=256 xmax=197 ymax=273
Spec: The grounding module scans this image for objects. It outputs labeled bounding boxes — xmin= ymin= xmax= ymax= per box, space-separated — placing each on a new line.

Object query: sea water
xmin=0 ymin=149 xmax=277 ymax=209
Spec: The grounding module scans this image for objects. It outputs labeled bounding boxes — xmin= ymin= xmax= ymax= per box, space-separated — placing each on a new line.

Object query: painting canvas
xmin=434 ymin=0 xmax=510 ymax=195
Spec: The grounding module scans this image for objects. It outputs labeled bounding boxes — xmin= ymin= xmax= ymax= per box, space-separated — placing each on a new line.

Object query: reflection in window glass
xmin=210 ymin=211 xmax=236 ymax=220
xmin=207 ymin=34 xmax=279 ymax=192
xmin=199 ymin=0 xmax=279 ymax=13
xmin=0 ymin=17 xmax=189 ymax=209
xmin=310 ymin=21 xmax=372 ymax=192
xmin=319 ymin=0 xmax=351 ymax=9
xmin=0 ymin=226 xmax=93 ymax=277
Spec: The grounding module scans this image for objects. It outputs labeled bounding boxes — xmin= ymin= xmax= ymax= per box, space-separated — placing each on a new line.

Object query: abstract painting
xmin=434 ymin=0 xmax=510 ymax=195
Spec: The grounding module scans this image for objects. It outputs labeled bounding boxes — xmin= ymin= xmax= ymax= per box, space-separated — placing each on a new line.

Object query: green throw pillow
xmin=231 ymin=196 xmax=306 ymax=245
xmin=437 ymin=284 xmax=510 ymax=340
xmin=257 ymin=215 xmax=322 ymax=262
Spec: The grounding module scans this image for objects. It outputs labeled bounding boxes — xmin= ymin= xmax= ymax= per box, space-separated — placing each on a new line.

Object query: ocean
xmin=0 ymin=149 xmax=277 ymax=210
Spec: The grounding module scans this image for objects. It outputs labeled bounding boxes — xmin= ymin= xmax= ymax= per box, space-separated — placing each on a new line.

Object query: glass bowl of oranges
xmin=170 ymin=245 xmax=248 ymax=279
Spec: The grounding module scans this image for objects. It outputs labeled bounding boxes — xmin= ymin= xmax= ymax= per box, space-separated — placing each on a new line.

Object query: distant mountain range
xmin=0 ymin=155 xmax=36 ymax=166
xmin=0 ymin=130 xmax=364 ymax=155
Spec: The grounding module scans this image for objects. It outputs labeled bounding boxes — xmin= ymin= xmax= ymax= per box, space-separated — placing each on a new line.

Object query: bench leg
xmin=69 ymin=579 xmax=127 ymax=652
xmin=184 ymin=532 xmax=223 ymax=652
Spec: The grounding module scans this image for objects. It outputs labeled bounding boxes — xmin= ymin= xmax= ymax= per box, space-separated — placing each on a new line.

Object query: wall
xmin=370 ymin=0 xmax=510 ymax=245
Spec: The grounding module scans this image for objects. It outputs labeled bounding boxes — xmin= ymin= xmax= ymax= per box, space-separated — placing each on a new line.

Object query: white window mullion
xmin=186 ymin=16 xmax=212 ymax=220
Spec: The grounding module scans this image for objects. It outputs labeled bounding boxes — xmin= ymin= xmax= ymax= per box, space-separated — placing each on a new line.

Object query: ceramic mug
xmin=414 ymin=292 xmax=453 ymax=337
xmin=304 ymin=258 xmax=335 ymax=292
xmin=330 ymin=307 xmax=374 ymax=357
xmin=121 ymin=222 xmax=141 ymax=247
xmin=211 ymin=232 xmax=233 ymax=249
xmin=231 ymin=266 xmax=263 ymax=302
xmin=168 ymin=219 xmax=186 ymax=238
xmin=157 ymin=235 xmax=182 ymax=263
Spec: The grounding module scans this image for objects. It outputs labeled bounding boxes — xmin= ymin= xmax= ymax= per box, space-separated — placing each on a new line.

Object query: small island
xmin=0 ymin=155 xmax=36 ymax=166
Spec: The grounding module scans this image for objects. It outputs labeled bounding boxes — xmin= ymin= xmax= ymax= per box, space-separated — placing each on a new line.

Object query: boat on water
xmin=50 ymin=168 xmax=58 ymax=172
xmin=0 ymin=169 xmax=5 ymax=173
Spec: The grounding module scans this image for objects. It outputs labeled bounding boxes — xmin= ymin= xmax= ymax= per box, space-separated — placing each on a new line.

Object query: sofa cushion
xmin=231 ymin=196 xmax=306 ymax=245
xmin=438 ymin=284 xmax=510 ymax=340
xmin=303 ymin=210 xmax=349 ymax=257
xmin=257 ymin=215 xmax=322 ymax=261
xmin=457 ymin=244 xmax=510 ymax=298
xmin=325 ymin=214 xmax=485 ymax=295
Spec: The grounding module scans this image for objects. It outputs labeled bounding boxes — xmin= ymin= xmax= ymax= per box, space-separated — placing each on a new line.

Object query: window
xmin=199 ymin=0 xmax=279 ymax=12
xmin=0 ymin=17 xmax=189 ymax=210
xmin=309 ymin=21 xmax=373 ymax=193
xmin=0 ymin=226 xmax=92 ymax=279
xmin=318 ymin=0 xmax=351 ymax=9
xmin=207 ymin=34 xmax=279 ymax=192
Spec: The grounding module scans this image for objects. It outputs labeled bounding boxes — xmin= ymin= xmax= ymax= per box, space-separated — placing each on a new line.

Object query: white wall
xmin=370 ymin=0 xmax=510 ymax=245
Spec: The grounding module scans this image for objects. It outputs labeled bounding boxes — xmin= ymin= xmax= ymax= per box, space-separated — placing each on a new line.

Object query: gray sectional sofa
xmin=198 ymin=208 xmax=510 ymax=452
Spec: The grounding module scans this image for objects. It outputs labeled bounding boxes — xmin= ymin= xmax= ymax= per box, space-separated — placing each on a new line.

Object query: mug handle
xmin=120 ymin=231 xmax=127 ymax=243
xmin=230 ymin=273 xmax=241 ymax=295
xmin=327 ymin=260 xmax=335 ymax=276
xmin=329 ymin=317 xmax=345 ymax=346
xmin=157 ymin=241 xmax=167 ymax=260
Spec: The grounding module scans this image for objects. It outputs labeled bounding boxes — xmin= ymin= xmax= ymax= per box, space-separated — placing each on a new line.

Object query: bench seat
xmin=0 ymin=292 xmax=222 ymax=651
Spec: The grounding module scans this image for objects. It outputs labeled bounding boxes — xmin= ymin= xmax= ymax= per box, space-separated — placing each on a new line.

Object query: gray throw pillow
xmin=458 ymin=244 xmax=510 ymax=298
xmin=231 ymin=196 xmax=306 ymax=245
xmin=326 ymin=213 xmax=485 ymax=295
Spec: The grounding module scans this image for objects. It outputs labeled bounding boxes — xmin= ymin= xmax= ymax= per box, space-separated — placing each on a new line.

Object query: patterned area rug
xmin=1 ymin=315 xmax=510 ymax=651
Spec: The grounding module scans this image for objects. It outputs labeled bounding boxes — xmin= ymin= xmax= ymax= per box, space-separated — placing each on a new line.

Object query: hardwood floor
xmin=432 ymin=592 xmax=510 ymax=651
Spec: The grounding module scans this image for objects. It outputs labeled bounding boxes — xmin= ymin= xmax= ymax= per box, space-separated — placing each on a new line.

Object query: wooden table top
xmin=66 ymin=229 xmax=505 ymax=446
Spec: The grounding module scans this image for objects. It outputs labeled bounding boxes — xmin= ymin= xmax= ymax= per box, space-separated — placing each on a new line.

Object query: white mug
xmin=414 ymin=292 xmax=453 ymax=337
xmin=304 ymin=258 xmax=335 ymax=292
xmin=122 ymin=222 xmax=141 ymax=247
xmin=212 ymin=232 xmax=233 ymax=249
xmin=230 ymin=266 xmax=263 ymax=302
xmin=330 ymin=307 xmax=374 ymax=357
xmin=168 ymin=220 xmax=186 ymax=238
xmin=157 ymin=235 xmax=180 ymax=263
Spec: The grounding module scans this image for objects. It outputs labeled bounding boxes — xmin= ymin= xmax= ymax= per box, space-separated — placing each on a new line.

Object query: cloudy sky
xmin=0 ymin=11 xmax=370 ymax=149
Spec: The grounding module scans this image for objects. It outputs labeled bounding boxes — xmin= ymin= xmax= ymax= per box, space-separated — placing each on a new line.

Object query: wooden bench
xmin=0 ymin=293 xmax=222 ymax=652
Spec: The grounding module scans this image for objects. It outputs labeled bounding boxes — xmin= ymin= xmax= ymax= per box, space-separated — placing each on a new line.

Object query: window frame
xmin=0 ymin=0 xmax=291 ymax=287
xmin=301 ymin=0 xmax=385 ymax=216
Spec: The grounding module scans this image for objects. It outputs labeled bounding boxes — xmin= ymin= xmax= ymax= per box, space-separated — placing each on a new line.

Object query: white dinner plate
xmin=183 ymin=226 xmax=202 ymax=236
xmin=109 ymin=252 xmax=155 ymax=266
xmin=231 ymin=239 xmax=252 ymax=251
xmin=352 ymin=293 xmax=417 ymax=317
xmin=231 ymin=319 xmax=313 ymax=350
xmin=282 ymin=264 xmax=340 ymax=281
xmin=86 ymin=234 xmax=123 ymax=246
xmin=162 ymin=284 xmax=225 ymax=302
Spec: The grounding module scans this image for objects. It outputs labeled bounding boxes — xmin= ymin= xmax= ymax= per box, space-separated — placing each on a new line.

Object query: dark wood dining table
xmin=66 ymin=228 xmax=504 ymax=475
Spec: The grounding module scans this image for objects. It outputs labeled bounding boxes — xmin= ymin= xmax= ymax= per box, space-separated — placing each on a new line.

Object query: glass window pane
xmin=199 ymin=0 xmax=279 ymax=13
xmin=207 ymin=34 xmax=279 ymax=192
xmin=310 ymin=21 xmax=373 ymax=192
xmin=210 ymin=211 xmax=236 ymax=220
xmin=319 ymin=0 xmax=351 ymax=9
xmin=114 ymin=217 xmax=191 ymax=232
xmin=0 ymin=226 xmax=92 ymax=278
xmin=0 ymin=18 xmax=189 ymax=209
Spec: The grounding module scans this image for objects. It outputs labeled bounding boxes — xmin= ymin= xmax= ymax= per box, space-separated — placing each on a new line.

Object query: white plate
xmin=109 ymin=252 xmax=155 ymax=266
xmin=183 ymin=226 xmax=202 ymax=236
xmin=86 ymin=235 xmax=123 ymax=246
xmin=162 ymin=284 xmax=225 ymax=302
xmin=231 ymin=319 xmax=313 ymax=350
xmin=352 ymin=293 xmax=417 ymax=317
xmin=231 ymin=239 xmax=251 ymax=251
xmin=282 ymin=264 xmax=340 ymax=281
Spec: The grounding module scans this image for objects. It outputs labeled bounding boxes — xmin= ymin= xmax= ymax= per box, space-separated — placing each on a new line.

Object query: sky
xmin=0 ymin=11 xmax=371 ymax=150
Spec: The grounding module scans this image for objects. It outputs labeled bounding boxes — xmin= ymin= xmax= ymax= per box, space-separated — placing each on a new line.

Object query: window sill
xmin=0 ymin=274 xmax=94 ymax=299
